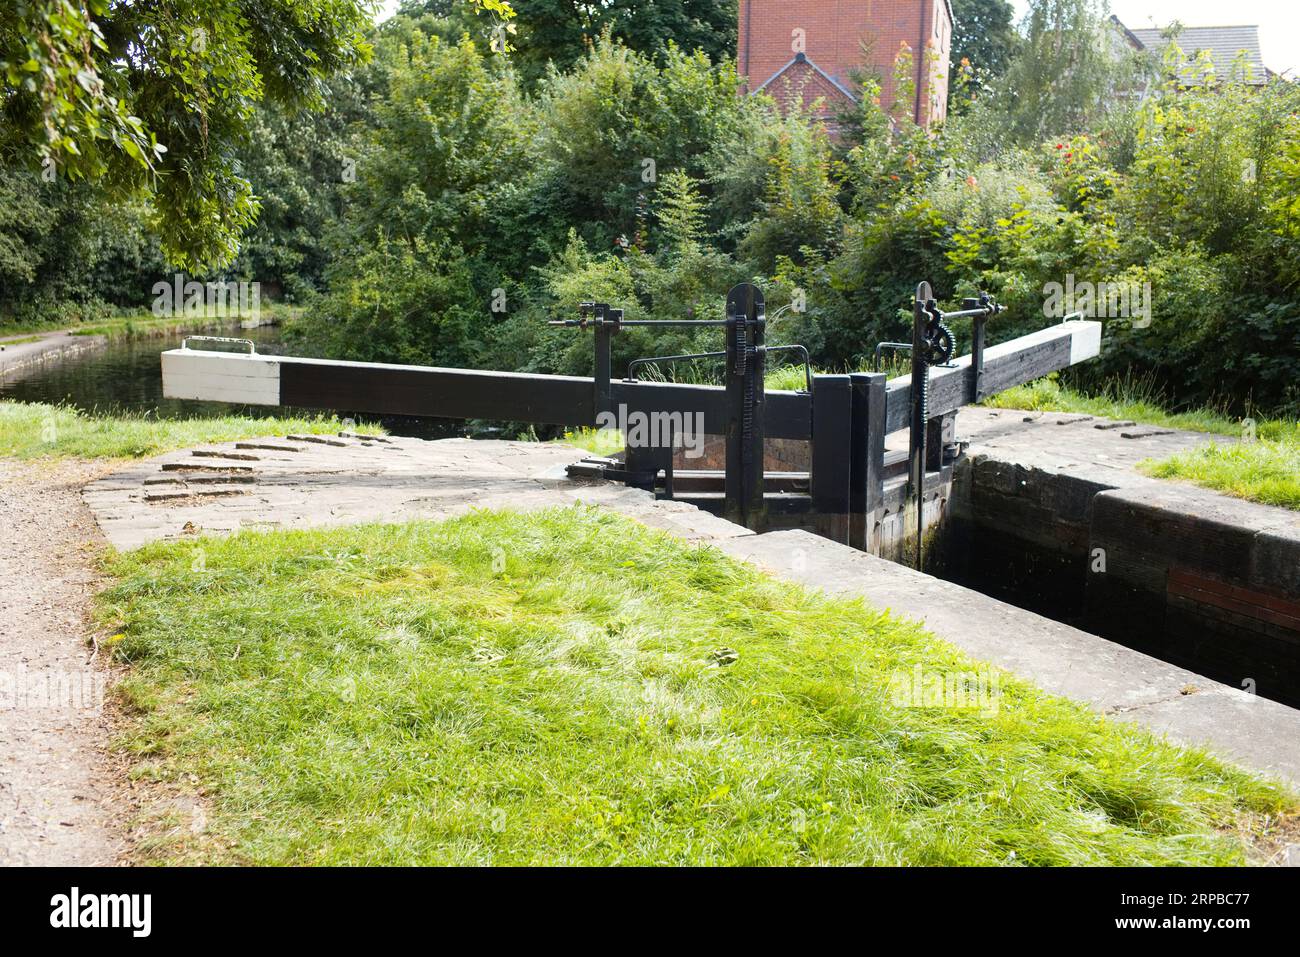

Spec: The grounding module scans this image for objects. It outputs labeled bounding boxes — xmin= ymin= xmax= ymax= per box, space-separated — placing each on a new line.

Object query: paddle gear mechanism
xmin=920 ymin=314 xmax=961 ymax=366
xmin=908 ymin=285 xmax=1004 ymax=570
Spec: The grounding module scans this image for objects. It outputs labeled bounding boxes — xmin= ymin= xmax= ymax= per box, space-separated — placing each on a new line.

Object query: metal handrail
xmin=625 ymin=344 xmax=812 ymax=393
xmin=181 ymin=336 xmax=257 ymax=354
xmin=626 ymin=351 xmax=727 ymax=381
xmin=874 ymin=341 xmax=913 ymax=372
xmin=763 ymin=344 xmax=813 ymax=393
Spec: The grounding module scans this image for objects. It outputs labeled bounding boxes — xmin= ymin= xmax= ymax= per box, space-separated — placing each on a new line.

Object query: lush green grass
xmin=982 ymin=374 xmax=1250 ymax=435
xmin=0 ymin=400 xmax=381 ymax=460
xmin=764 ymin=364 xmax=814 ymax=391
xmin=1142 ymin=441 xmax=1300 ymax=511
xmin=70 ymin=303 xmax=300 ymax=340
xmin=100 ymin=507 xmax=1293 ymax=866
xmin=557 ymin=426 xmax=626 ymax=457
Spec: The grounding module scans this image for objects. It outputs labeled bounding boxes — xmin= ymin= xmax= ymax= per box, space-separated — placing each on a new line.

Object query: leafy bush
xmin=0 ymin=167 xmax=165 ymax=327
xmin=293 ymin=235 xmax=481 ymax=367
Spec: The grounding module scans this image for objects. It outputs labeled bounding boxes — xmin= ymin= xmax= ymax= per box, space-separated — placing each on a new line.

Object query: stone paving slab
xmin=718 ymin=529 xmax=1300 ymax=787
xmin=953 ymin=407 xmax=1223 ymax=487
xmin=83 ymin=433 xmax=752 ymax=552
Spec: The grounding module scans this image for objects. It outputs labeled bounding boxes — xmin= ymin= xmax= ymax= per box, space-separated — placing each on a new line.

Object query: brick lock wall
xmin=738 ymin=0 xmax=952 ymax=126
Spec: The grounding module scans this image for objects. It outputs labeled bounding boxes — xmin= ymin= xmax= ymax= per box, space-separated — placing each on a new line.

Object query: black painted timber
xmin=811 ymin=375 xmax=853 ymax=543
xmin=883 ymin=333 xmax=1073 ymax=433
xmin=850 ymin=372 xmax=888 ymax=549
xmin=271 ymin=356 xmax=821 ymax=436
xmin=610 ymin=381 xmax=811 ymax=440
xmin=280 ymin=359 xmax=597 ymax=425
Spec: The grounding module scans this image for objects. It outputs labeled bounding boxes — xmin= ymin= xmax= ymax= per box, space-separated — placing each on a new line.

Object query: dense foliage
xmin=0 ymin=0 xmax=373 ymax=270
xmin=949 ymin=0 xmax=1020 ymax=91
xmin=3 ymin=0 xmax=1298 ymax=414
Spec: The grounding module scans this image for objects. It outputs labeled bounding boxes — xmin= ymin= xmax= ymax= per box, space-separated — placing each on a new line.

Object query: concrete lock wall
xmin=1089 ymin=487 xmax=1300 ymax=704
xmin=941 ymin=455 xmax=1300 ymax=707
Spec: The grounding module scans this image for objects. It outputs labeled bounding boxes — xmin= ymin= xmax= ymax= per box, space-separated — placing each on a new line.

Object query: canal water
xmin=0 ymin=326 xmax=469 ymax=440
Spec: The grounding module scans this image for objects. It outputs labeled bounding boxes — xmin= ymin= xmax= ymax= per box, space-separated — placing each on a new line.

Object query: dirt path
xmin=0 ymin=329 xmax=107 ymax=380
xmin=0 ymin=458 xmax=121 ymax=865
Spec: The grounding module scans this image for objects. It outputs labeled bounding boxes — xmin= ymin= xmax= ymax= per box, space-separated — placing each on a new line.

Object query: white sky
xmin=1014 ymin=0 xmax=1299 ymax=77
xmin=374 ymin=2 xmax=1299 ymax=78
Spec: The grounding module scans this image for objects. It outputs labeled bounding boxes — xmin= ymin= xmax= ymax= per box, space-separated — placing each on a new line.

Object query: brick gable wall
xmin=738 ymin=0 xmax=952 ymax=127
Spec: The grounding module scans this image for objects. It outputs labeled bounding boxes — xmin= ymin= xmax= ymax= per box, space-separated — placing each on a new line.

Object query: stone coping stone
xmin=1093 ymin=484 xmax=1300 ymax=597
xmin=0 ymin=330 xmax=107 ymax=376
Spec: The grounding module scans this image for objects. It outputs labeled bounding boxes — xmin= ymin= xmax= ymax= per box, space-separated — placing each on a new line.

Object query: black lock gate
xmin=162 ymin=282 xmax=1102 ymax=552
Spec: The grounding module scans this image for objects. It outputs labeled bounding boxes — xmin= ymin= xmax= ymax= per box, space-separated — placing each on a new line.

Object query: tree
xmin=603 ymin=0 xmax=736 ymax=64
xmin=535 ymin=37 xmax=745 ymax=251
xmin=654 ymin=169 xmax=707 ymax=255
xmin=992 ymin=0 xmax=1144 ymax=144
xmin=0 ymin=0 xmax=373 ymax=271
xmin=350 ymin=30 xmax=534 ymax=251
xmin=501 ymin=0 xmax=736 ymax=85
xmin=950 ymin=0 xmax=1019 ymax=83
xmin=0 ymin=165 xmax=164 ymax=323
xmin=229 ymin=74 xmax=367 ymax=300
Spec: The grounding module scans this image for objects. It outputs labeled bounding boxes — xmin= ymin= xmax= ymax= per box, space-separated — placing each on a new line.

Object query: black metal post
xmin=724 ymin=283 xmax=766 ymax=529
xmin=594 ymin=321 xmax=613 ymax=416
xmin=909 ymin=282 xmax=931 ymax=570
xmin=926 ymin=415 xmax=946 ymax=472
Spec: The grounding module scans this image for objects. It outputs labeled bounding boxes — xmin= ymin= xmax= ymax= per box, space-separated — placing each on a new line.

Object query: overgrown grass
xmin=1142 ymin=441 xmax=1300 ymax=511
xmin=981 ymin=374 xmax=1250 ymax=435
xmin=0 ymin=400 xmax=381 ymax=460
xmin=70 ymin=303 xmax=300 ymax=340
xmin=612 ymin=362 xmax=818 ymax=392
xmin=100 ymin=507 xmax=1293 ymax=866
xmin=764 ymin=364 xmax=813 ymax=391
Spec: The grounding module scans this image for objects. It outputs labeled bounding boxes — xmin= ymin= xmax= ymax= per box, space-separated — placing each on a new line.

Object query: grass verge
xmin=985 ymin=376 xmax=1300 ymax=510
xmin=1141 ymin=441 xmax=1300 ymax=511
xmin=981 ymin=375 xmax=1250 ymax=435
xmin=0 ymin=400 xmax=381 ymax=460
xmin=556 ymin=427 xmax=626 ymax=457
xmin=100 ymin=506 xmax=1294 ymax=865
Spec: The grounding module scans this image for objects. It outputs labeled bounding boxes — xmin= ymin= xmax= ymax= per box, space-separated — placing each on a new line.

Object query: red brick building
xmin=737 ymin=1 xmax=954 ymax=128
